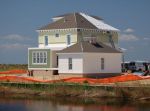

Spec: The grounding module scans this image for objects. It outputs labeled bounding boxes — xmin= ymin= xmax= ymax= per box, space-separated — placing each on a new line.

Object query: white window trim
xmin=32 ymin=51 xmax=47 ymax=65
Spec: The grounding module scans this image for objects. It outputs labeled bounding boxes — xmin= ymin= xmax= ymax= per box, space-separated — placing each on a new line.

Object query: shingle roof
xmin=39 ymin=13 xmax=97 ymax=30
xmin=38 ymin=12 xmax=119 ymax=31
xmin=58 ymin=41 xmax=121 ymax=53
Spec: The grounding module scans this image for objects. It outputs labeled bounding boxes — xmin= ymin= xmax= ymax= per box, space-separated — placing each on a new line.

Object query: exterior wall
xmin=38 ymin=29 xmax=118 ymax=48
xmin=58 ymin=54 xmax=83 ymax=73
xmin=77 ymin=29 xmax=118 ymax=44
xmin=38 ymin=29 xmax=77 ymax=48
xmin=51 ymin=51 xmax=58 ymax=68
xmin=28 ymin=48 xmax=51 ymax=69
xmin=58 ymin=53 xmax=122 ymax=75
xmin=83 ymin=53 xmax=122 ymax=73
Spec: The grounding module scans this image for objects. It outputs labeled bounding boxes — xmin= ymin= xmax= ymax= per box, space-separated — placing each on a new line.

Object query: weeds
xmin=0 ymin=82 xmax=150 ymax=100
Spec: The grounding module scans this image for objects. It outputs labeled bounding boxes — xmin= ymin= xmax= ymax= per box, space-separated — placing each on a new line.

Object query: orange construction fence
xmin=0 ymin=73 xmax=149 ymax=84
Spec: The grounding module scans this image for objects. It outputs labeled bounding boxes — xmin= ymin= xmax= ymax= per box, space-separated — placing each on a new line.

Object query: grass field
xmin=0 ymin=64 xmax=27 ymax=71
xmin=0 ymin=82 xmax=150 ymax=101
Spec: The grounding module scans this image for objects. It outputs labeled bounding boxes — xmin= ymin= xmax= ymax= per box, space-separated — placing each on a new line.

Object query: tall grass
xmin=0 ymin=82 xmax=150 ymax=100
xmin=0 ymin=64 xmax=27 ymax=71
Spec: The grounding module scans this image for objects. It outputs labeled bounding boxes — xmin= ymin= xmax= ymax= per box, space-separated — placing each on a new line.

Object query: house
xmin=28 ymin=12 xmax=121 ymax=79
xmin=58 ymin=41 xmax=122 ymax=78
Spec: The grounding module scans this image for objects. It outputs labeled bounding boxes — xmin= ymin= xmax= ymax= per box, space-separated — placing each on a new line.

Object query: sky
xmin=0 ymin=0 xmax=150 ymax=64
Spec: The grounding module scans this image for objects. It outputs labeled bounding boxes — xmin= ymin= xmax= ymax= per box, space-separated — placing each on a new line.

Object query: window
xmin=32 ymin=51 xmax=47 ymax=64
xmin=40 ymin=52 xmax=43 ymax=63
xmin=33 ymin=52 xmax=36 ymax=63
xmin=56 ymin=56 xmax=58 ymax=67
xmin=55 ymin=33 xmax=59 ymax=37
xmin=45 ymin=36 xmax=48 ymax=46
xmin=43 ymin=52 xmax=47 ymax=63
xmin=67 ymin=34 xmax=71 ymax=45
xmin=37 ymin=52 xmax=40 ymax=63
xmin=101 ymin=58 xmax=104 ymax=70
xmin=68 ymin=58 xmax=72 ymax=70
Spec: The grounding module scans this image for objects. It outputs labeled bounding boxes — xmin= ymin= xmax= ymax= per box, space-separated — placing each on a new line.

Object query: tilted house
xmin=28 ymin=12 xmax=121 ymax=79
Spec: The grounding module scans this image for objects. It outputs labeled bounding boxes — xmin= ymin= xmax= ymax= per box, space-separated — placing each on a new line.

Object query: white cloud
xmin=120 ymin=34 xmax=139 ymax=41
xmin=0 ymin=43 xmax=31 ymax=50
xmin=143 ymin=37 xmax=150 ymax=40
xmin=124 ymin=28 xmax=134 ymax=33
xmin=0 ymin=34 xmax=31 ymax=41
xmin=128 ymin=46 xmax=135 ymax=50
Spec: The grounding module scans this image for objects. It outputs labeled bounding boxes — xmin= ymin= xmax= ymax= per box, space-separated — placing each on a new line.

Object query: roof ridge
xmin=74 ymin=13 xmax=77 ymax=28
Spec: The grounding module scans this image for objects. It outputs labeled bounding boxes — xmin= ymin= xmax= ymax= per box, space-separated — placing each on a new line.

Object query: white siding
xmin=83 ymin=53 xmax=122 ymax=73
xmin=39 ymin=43 xmax=75 ymax=50
xmin=58 ymin=54 xmax=83 ymax=73
xmin=58 ymin=53 xmax=122 ymax=74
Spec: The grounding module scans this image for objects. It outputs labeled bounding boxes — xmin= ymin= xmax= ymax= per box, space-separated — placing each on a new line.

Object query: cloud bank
xmin=120 ymin=34 xmax=139 ymax=41
xmin=0 ymin=34 xmax=31 ymax=41
xmin=123 ymin=28 xmax=134 ymax=33
xmin=0 ymin=43 xmax=31 ymax=50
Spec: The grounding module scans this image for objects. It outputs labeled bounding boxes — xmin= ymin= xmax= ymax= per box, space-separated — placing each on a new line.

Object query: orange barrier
xmin=60 ymin=74 xmax=150 ymax=84
xmin=0 ymin=69 xmax=27 ymax=74
xmin=0 ymin=74 xmax=149 ymax=84
xmin=98 ymin=74 xmax=143 ymax=83
xmin=0 ymin=76 xmax=46 ymax=83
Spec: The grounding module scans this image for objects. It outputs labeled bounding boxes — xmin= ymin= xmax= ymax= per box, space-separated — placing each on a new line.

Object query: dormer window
xmin=55 ymin=33 xmax=59 ymax=37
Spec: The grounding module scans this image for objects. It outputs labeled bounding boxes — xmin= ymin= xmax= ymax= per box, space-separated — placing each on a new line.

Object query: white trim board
xmin=28 ymin=68 xmax=58 ymax=70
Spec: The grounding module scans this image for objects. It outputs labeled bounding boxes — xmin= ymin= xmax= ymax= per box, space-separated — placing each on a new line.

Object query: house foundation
xmin=28 ymin=70 xmax=59 ymax=80
xmin=59 ymin=73 xmax=122 ymax=79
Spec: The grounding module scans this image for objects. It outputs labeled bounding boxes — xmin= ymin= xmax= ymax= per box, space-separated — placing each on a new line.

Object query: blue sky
xmin=0 ymin=0 xmax=150 ymax=64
